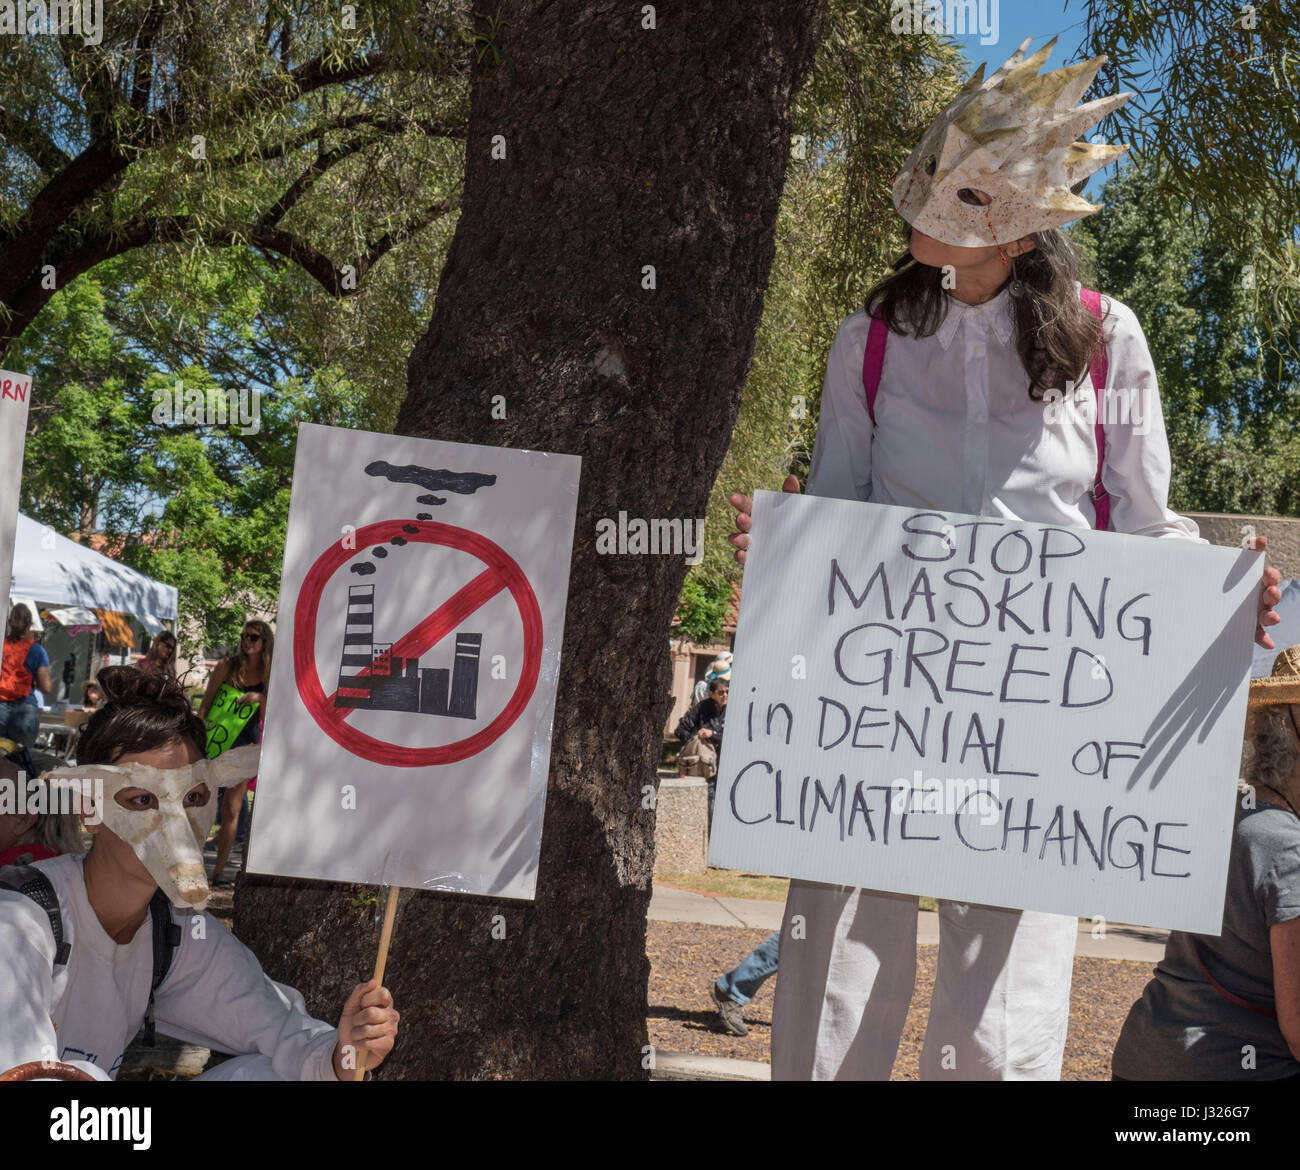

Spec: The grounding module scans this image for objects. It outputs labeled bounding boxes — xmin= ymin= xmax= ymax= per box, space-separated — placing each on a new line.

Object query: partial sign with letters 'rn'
xmin=249 ymin=424 xmax=580 ymax=900
xmin=0 ymin=369 xmax=33 ymax=611
xmin=708 ymin=491 xmax=1261 ymax=934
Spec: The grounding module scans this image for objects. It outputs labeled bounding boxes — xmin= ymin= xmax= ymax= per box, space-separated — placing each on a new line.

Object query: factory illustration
xmin=335 ymin=583 xmax=482 ymax=719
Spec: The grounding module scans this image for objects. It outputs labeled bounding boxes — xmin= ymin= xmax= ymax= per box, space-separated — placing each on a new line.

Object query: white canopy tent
xmin=7 ymin=512 xmax=177 ymax=621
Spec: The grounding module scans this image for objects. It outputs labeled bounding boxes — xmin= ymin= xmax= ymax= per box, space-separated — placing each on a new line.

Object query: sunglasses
xmin=242 ymin=632 xmax=263 ymax=643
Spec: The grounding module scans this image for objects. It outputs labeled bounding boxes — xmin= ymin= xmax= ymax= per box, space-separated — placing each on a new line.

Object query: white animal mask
xmin=892 ymin=37 xmax=1131 ymax=249
xmin=44 ymin=745 xmax=260 ymax=910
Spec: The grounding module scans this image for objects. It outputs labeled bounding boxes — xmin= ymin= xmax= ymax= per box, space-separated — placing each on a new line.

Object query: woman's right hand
xmin=728 ymin=474 xmax=801 ymax=565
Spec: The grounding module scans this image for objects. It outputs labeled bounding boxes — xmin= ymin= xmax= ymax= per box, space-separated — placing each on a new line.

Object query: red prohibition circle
xmin=294 ymin=519 xmax=542 ymax=766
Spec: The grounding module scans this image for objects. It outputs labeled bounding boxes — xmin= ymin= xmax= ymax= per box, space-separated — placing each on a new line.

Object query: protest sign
xmin=204 ymin=683 xmax=259 ymax=758
xmin=0 ymin=370 xmax=33 ymax=613
xmin=708 ymin=491 xmax=1261 ymax=934
xmin=248 ymin=424 xmax=580 ymax=899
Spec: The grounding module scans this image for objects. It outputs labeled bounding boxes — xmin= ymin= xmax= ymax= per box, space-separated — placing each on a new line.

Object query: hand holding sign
xmin=729 ymin=474 xmax=801 ymax=565
xmin=1253 ymin=536 xmax=1282 ymax=649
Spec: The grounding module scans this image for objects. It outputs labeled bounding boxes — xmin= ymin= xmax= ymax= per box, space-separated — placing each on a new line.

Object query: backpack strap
xmin=861 ymin=305 xmax=888 ymax=425
xmin=1079 ymin=288 xmax=1110 ymax=531
xmin=0 ymin=864 xmax=71 ymax=967
xmin=1193 ymin=939 xmax=1278 ymax=1021
xmin=142 ymin=888 xmax=182 ymax=1047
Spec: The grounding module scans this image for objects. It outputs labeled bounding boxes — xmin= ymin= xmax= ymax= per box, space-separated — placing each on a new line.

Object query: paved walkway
xmin=649 ymin=883 xmax=1168 ymax=962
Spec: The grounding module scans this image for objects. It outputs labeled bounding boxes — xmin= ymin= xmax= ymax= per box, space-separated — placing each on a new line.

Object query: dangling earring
xmin=1008 ymin=254 xmax=1024 ymax=298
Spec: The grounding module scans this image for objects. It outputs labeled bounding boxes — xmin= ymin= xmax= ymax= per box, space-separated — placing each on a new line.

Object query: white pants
xmin=771 ymin=881 xmax=1077 ymax=1080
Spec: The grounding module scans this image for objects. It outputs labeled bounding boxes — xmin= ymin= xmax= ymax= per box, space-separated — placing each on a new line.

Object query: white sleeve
xmin=1098 ymin=297 xmax=1204 ymax=543
xmin=0 ymin=891 xmax=64 ymax=1074
xmin=152 ymin=913 xmax=339 ymax=1081
xmin=806 ymin=312 xmax=874 ymax=502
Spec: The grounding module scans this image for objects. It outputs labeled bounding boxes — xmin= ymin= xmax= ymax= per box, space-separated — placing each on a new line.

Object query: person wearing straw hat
xmin=1111 ymin=647 xmax=1300 ymax=1080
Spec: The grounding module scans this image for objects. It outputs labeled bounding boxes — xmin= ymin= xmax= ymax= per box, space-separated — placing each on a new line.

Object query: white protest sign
xmin=249 ymin=423 xmax=580 ymax=899
xmin=708 ymin=491 xmax=1261 ymax=934
xmin=0 ymin=370 xmax=33 ymax=614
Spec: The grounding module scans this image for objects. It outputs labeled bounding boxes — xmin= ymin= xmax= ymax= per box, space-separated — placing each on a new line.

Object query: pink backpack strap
xmin=1079 ymin=288 xmax=1110 ymax=531
xmin=861 ymin=305 xmax=888 ymax=425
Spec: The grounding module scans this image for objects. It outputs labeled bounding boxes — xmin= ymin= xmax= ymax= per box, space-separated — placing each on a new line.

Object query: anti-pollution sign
xmin=708 ymin=491 xmax=1261 ymax=934
xmin=249 ymin=423 xmax=580 ymax=899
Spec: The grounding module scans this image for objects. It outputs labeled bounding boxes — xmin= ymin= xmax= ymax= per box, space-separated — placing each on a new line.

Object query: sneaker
xmin=709 ymin=982 xmax=748 ymax=1036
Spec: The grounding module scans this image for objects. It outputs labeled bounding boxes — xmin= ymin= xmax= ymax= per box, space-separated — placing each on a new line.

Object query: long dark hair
xmin=865 ymin=227 xmax=1102 ymax=399
xmin=230 ymin=619 xmax=273 ymax=689
xmin=5 ymin=603 xmax=33 ymax=641
xmin=77 ymin=666 xmax=207 ymax=765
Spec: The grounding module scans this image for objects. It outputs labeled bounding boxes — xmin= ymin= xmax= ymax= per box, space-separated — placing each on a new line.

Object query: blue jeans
xmin=716 ymin=931 xmax=780 ymax=1005
xmin=0 ymin=700 xmax=39 ymax=749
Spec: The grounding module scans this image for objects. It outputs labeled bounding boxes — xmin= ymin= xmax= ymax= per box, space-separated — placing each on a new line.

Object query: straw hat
xmin=1247 ymin=645 xmax=1300 ymax=708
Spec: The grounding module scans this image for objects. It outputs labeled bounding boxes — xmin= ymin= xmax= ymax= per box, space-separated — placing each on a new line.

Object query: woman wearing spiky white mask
xmin=0 ymin=668 xmax=399 ymax=1081
xmin=729 ymin=37 xmax=1283 ymax=1080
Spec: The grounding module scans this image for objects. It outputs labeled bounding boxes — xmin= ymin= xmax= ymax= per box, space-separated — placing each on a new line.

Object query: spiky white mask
xmin=45 ymin=745 xmax=260 ymax=910
xmin=893 ymin=37 xmax=1131 ymax=249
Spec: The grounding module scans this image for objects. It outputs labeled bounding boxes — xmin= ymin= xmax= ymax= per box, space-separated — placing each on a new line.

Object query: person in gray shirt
xmin=1112 ymin=646 xmax=1300 ymax=1080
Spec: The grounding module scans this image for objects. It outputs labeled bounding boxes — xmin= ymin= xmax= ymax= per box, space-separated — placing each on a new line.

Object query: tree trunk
xmin=235 ymin=0 xmax=823 ymax=1079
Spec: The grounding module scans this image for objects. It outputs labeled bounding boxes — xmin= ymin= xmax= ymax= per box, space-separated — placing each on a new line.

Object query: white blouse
xmin=806 ymin=285 xmax=1203 ymax=542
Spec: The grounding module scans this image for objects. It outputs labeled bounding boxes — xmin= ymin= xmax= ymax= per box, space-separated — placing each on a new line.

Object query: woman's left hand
xmin=239 ymin=692 xmax=264 ymax=705
xmin=1254 ymin=536 xmax=1282 ymax=649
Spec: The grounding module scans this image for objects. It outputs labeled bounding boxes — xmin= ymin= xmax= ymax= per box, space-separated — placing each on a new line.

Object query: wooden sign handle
xmin=353 ymin=884 xmax=400 ymax=1081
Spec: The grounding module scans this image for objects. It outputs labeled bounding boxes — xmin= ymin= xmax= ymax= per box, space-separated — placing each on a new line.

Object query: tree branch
xmin=0 ymin=105 xmax=72 ymax=174
xmin=217 ymin=114 xmax=468 ymax=168
xmin=129 ymin=3 xmax=166 ymax=115
xmin=258 ymin=135 xmax=370 ymax=227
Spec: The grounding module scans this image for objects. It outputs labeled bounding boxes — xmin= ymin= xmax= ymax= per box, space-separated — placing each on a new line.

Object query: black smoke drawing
xmin=349 ymin=462 xmax=498 ymax=575
xmin=365 ymin=462 xmax=497 ymax=495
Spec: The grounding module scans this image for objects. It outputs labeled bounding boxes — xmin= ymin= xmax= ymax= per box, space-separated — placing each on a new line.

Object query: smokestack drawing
xmin=448 ymin=633 xmax=482 ymax=719
xmin=337 ymin=585 xmax=376 ymax=706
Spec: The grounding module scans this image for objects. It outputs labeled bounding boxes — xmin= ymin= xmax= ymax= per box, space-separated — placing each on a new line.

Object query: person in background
xmin=710 ymin=931 xmax=780 ymax=1037
xmin=82 ymin=681 xmax=104 ymax=710
xmin=136 ymin=630 xmax=178 ymax=681
xmin=61 ymin=653 xmax=76 ymax=703
xmin=0 ymin=604 xmax=52 ymax=751
xmin=674 ymin=675 xmax=728 ymax=809
xmin=0 ymin=756 xmax=84 ymax=867
xmin=199 ymin=620 xmax=273 ymax=888
xmin=1111 ymin=646 xmax=1300 ymax=1081
xmin=693 ymin=653 xmax=733 ymax=704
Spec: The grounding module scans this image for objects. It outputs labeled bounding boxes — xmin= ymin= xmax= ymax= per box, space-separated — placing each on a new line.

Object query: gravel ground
xmin=647 ymin=920 xmax=1155 ymax=1080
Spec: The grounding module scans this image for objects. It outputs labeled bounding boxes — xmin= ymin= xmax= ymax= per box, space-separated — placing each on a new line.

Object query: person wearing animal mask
xmin=728 ymin=37 xmax=1283 ymax=1081
xmin=0 ymin=667 xmax=399 ymax=1081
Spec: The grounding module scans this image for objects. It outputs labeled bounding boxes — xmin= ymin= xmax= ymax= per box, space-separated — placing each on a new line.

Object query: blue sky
xmin=942 ymin=0 xmax=1092 ymax=73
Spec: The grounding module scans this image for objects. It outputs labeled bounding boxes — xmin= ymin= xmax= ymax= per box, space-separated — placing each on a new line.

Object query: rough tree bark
xmin=235 ymin=0 xmax=824 ymax=1078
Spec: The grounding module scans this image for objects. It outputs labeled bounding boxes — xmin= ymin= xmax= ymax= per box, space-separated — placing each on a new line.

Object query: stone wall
xmin=1182 ymin=514 xmax=1300 ymax=579
xmin=652 ymin=775 xmax=710 ymax=876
